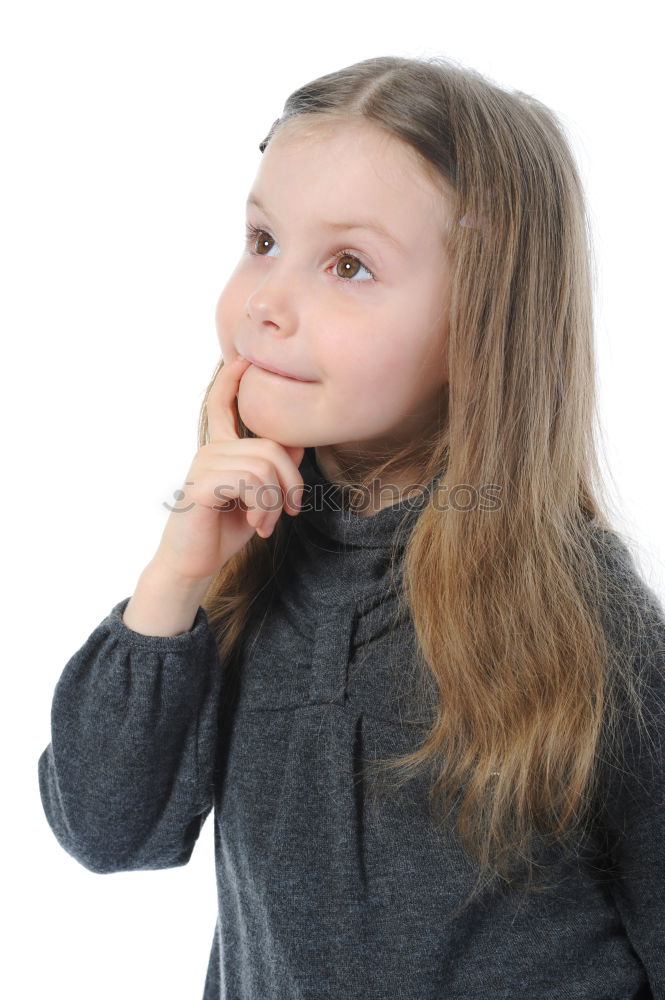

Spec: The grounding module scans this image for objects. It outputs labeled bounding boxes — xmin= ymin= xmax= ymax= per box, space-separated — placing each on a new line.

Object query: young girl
xmin=38 ymin=55 xmax=665 ymax=999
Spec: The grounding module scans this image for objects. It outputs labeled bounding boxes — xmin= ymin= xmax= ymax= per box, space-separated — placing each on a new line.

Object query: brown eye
xmin=334 ymin=255 xmax=363 ymax=280
xmin=244 ymin=223 xmax=376 ymax=284
xmin=251 ymin=229 xmax=273 ymax=255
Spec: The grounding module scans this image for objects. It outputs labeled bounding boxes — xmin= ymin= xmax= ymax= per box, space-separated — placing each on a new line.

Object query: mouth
xmin=239 ymin=353 xmax=315 ymax=382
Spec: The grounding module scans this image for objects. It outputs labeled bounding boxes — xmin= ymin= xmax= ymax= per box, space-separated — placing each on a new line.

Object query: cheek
xmin=346 ymin=343 xmax=419 ymax=398
xmin=214 ymin=281 xmax=243 ymax=354
xmin=322 ymin=349 xmax=418 ymax=430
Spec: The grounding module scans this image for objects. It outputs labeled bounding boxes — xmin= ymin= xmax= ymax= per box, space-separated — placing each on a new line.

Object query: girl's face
xmin=215 ymin=119 xmax=452 ymax=467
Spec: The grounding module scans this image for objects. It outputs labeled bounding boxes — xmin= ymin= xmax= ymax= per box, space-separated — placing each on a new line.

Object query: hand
xmin=154 ymin=356 xmax=305 ymax=582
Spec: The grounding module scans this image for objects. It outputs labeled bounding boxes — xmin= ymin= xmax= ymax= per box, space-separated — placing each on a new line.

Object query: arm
xmin=37 ymin=587 xmax=226 ymax=874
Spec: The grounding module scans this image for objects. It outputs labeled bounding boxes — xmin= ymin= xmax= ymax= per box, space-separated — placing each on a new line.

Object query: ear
xmin=458 ymin=212 xmax=488 ymax=231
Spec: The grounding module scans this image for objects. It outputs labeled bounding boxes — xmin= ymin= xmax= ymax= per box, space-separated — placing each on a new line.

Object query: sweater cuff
xmin=105 ymin=596 xmax=215 ymax=653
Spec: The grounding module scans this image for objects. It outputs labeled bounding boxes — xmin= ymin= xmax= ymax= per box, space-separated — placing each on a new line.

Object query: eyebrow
xmin=246 ymin=193 xmax=407 ymax=256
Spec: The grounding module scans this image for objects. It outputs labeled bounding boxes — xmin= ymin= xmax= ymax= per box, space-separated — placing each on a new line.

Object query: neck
xmin=313 ymin=446 xmax=432 ymax=517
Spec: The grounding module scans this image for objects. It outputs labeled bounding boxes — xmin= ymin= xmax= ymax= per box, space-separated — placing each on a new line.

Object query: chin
xmin=236 ymin=403 xmax=306 ymax=448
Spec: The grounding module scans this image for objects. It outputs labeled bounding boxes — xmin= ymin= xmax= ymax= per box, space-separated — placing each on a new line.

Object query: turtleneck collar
xmin=292 ymin=445 xmax=442 ymax=551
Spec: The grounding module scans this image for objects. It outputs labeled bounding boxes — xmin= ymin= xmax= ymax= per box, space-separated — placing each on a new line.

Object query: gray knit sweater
xmin=38 ymin=447 xmax=665 ymax=999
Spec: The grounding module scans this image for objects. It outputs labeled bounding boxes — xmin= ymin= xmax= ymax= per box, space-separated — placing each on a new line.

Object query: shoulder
xmin=587 ymin=525 xmax=665 ymax=819
xmin=587 ymin=524 xmax=665 ymax=659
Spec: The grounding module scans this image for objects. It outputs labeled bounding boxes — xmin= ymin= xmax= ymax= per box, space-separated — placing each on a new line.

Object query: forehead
xmin=256 ymin=118 xmax=453 ymax=245
xmin=266 ymin=118 xmax=430 ymax=188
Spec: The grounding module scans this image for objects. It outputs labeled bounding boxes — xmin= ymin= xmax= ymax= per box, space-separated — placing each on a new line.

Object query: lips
xmin=240 ymin=352 xmax=314 ymax=382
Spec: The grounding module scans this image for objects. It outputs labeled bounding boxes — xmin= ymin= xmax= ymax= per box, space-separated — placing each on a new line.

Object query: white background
xmin=3 ymin=1 xmax=664 ymax=997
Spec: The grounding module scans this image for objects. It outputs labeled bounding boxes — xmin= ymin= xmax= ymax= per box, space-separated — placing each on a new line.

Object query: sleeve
xmin=594 ymin=534 xmax=665 ymax=991
xmin=37 ymin=595 xmax=227 ymax=875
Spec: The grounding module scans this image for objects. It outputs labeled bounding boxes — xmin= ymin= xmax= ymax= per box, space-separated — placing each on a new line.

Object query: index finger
xmin=206 ymin=356 xmax=252 ymax=442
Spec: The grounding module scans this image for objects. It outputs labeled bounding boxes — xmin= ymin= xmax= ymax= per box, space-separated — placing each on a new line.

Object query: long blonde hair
xmin=198 ymin=54 xmax=663 ymax=915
